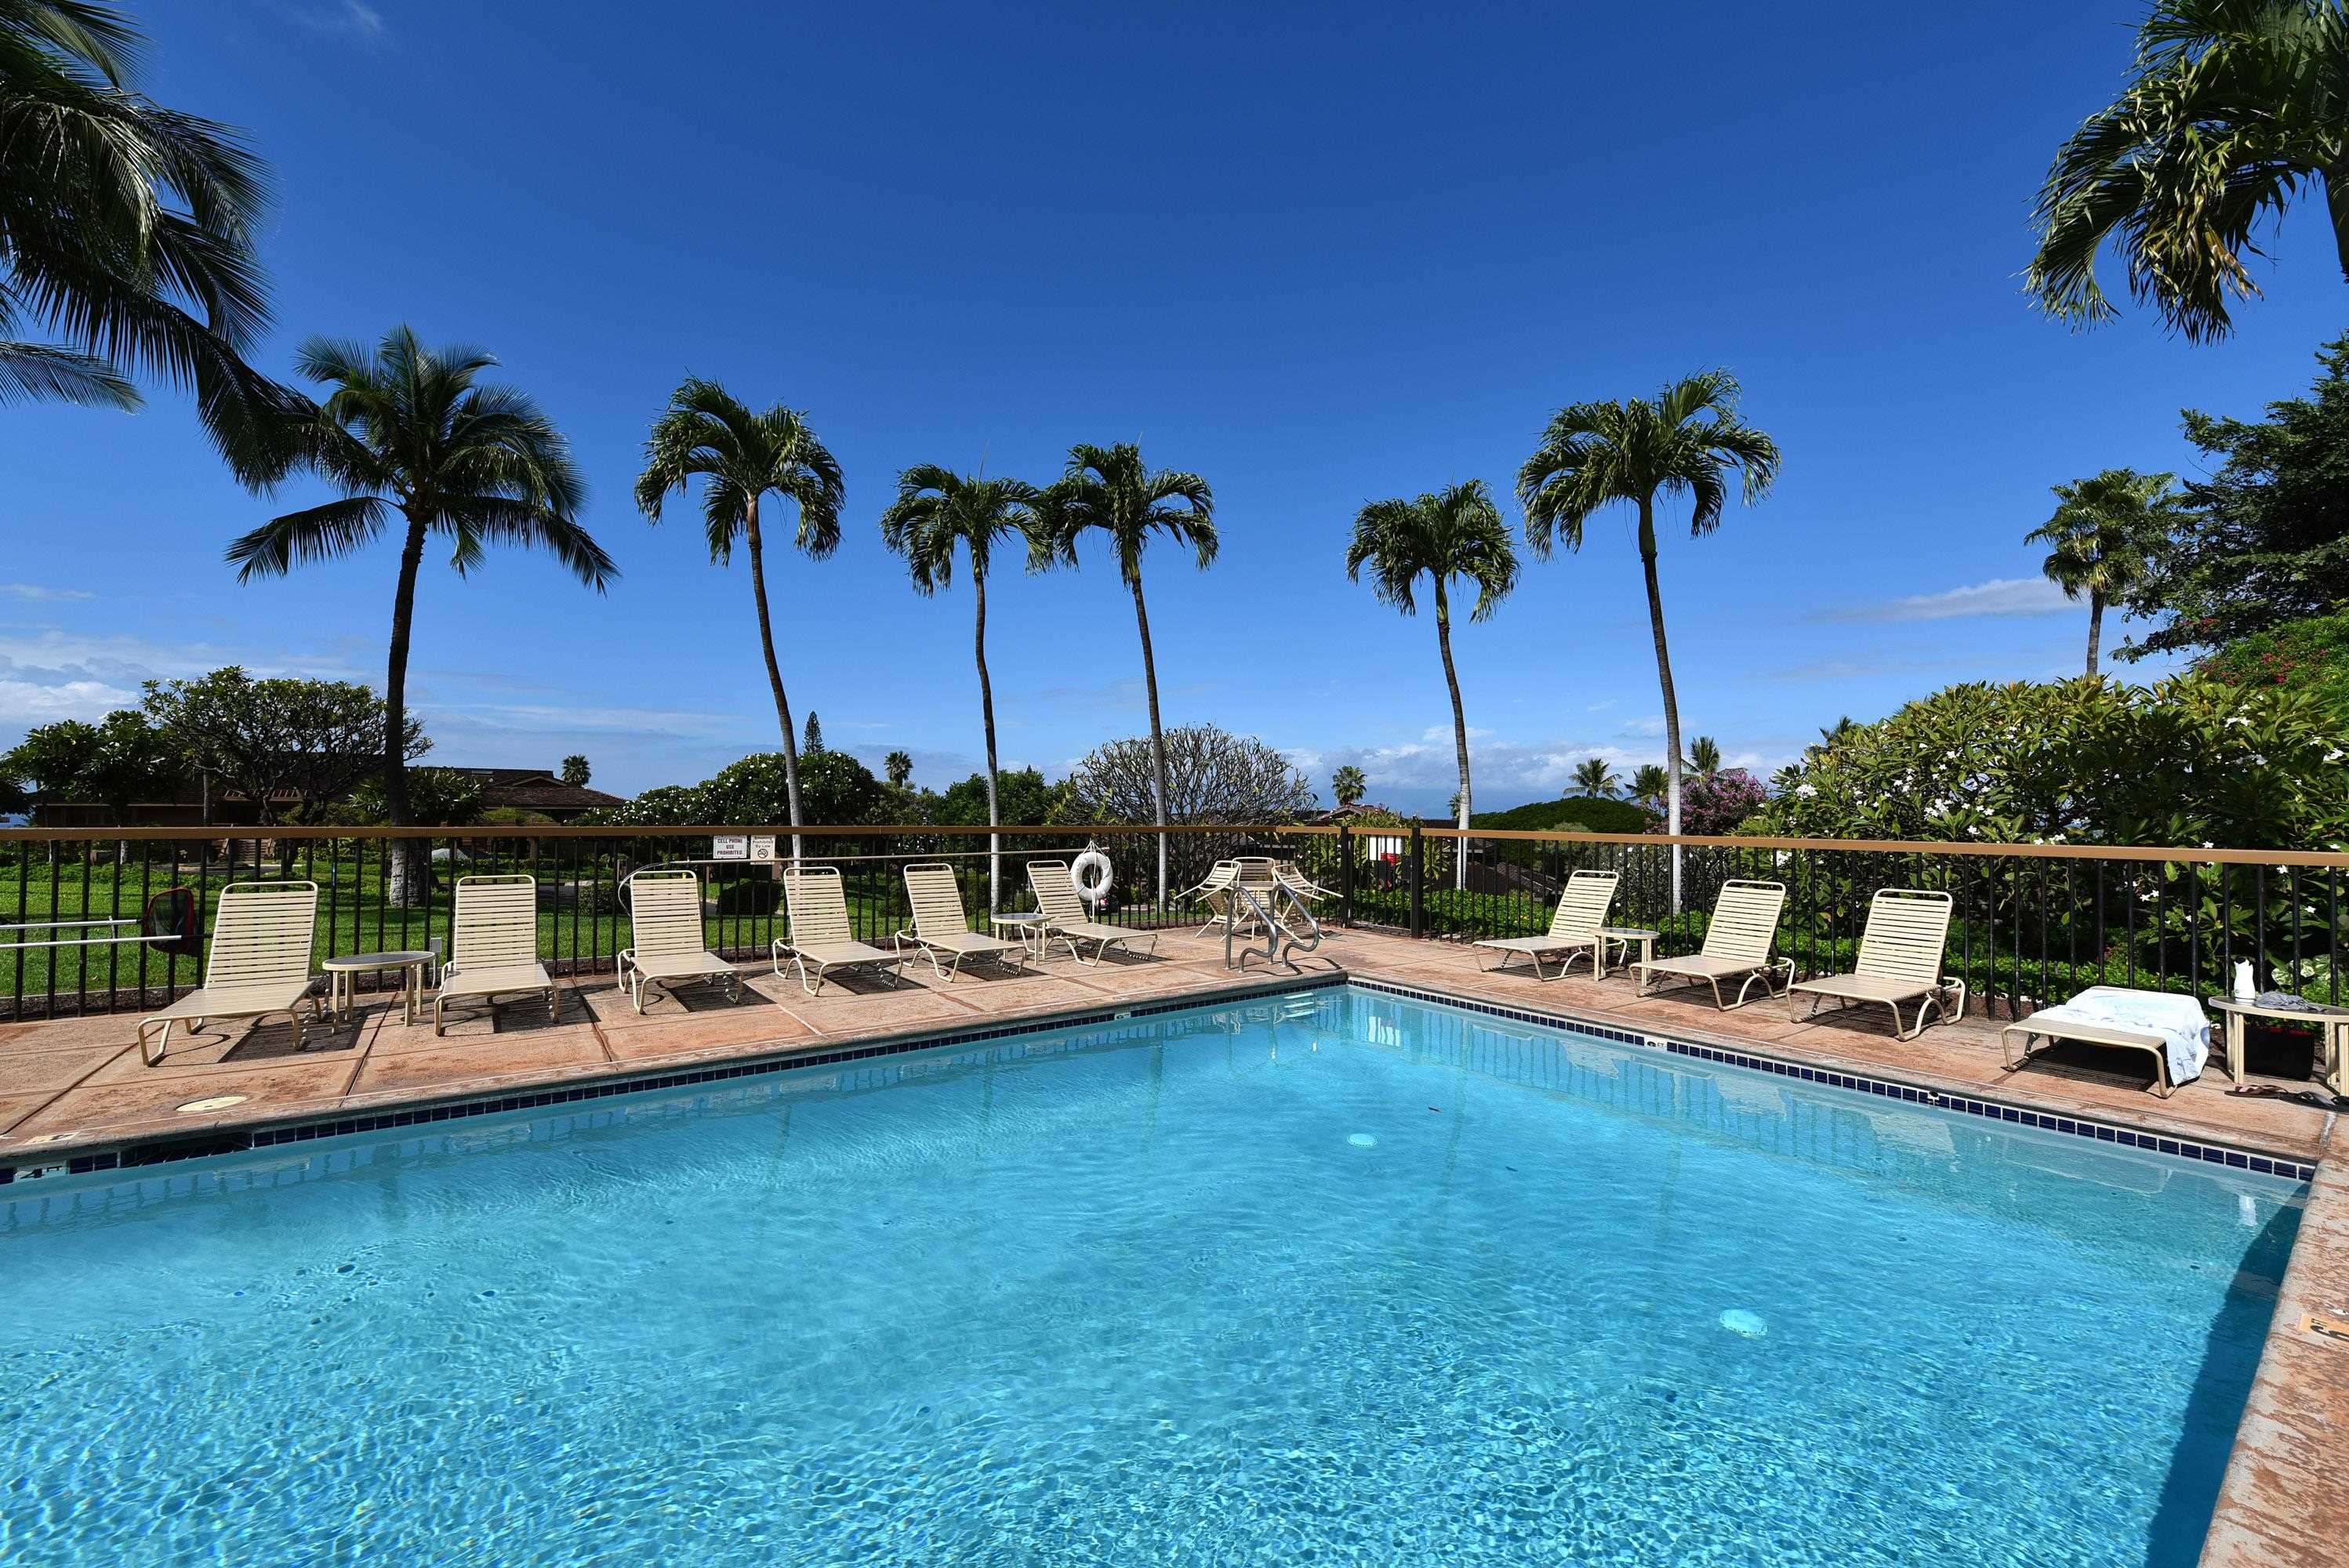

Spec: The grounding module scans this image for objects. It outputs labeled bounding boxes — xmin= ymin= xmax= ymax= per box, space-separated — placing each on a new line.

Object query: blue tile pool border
xmin=1342 ymin=975 xmax=2321 ymax=1184
xmin=1 ymin=970 xmax=2318 ymax=1185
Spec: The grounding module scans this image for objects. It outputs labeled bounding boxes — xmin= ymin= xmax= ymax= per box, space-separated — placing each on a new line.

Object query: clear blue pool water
xmin=0 ymin=986 xmax=2302 ymax=1566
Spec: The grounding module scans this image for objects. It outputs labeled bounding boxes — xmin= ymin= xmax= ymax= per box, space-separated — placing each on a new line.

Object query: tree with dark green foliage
xmin=560 ymin=754 xmax=590 ymax=787
xmin=228 ymin=328 xmax=606 ymax=900
xmin=2026 ymin=469 xmax=2183 ymax=674
xmin=143 ymin=667 xmax=423 ymax=826
xmin=2027 ymin=0 xmax=2348 ymax=343
xmin=1683 ymin=736 xmax=1723 ymax=778
xmin=801 ymin=712 xmax=825 ymax=756
xmin=932 ymin=767 xmax=1058 ymax=828
xmin=636 ymin=378 xmax=842 ymax=850
xmin=0 ymin=0 xmax=293 ymax=473
xmin=1629 ymin=763 xmax=1668 ymax=810
xmin=1330 ymin=764 xmax=1367 ymax=808
xmin=0 ymin=710 xmax=178 ymax=826
xmin=884 ymin=750 xmax=913 ymax=788
xmin=2122 ymin=330 xmax=2349 ymax=659
xmin=1346 ymin=480 xmax=1518 ymax=889
xmin=1040 ymin=442 xmax=1216 ymax=904
xmin=1519 ymin=369 xmax=1780 ymax=905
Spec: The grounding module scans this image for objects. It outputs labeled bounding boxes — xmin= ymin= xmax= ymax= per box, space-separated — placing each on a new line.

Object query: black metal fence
xmin=2 ymin=822 xmax=2341 ymax=1022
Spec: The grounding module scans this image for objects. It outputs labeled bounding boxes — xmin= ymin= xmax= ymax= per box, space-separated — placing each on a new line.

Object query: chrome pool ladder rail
xmin=1225 ymin=879 xmax=1323 ymax=972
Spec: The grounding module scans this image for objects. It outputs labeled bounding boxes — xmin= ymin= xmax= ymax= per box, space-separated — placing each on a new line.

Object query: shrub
xmin=1653 ymin=769 xmax=1766 ymax=836
xmin=1471 ymin=795 xmax=1655 ymax=834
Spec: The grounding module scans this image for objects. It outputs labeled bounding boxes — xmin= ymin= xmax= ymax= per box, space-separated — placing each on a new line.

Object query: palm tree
xmin=635 ymin=378 xmax=842 ymax=851
xmin=1629 ymin=763 xmax=1669 ymax=809
xmin=884 ymin=750 xmax=913 ymax=788
xmin=1685 ymin=735 xmax=1723 ymax=777
xmin=227 ymin=327 xmax=605 ymax=901
xmin=880 ymin=465 xmax=1053 ymax=911
xmin=2027 ymin=0 xmax=2348 ymax=343
xmin=2025 ymin=468 xmax=2184 ymax=674
xmin=1041 ymin=442 xmax=1215 ymax=904
xmin=1345 ymin=481 xmax=1519 ymax=891
xmin=1572 ymin=757 xmax=1620 ymax=797
xmin=2 ymin=0 xmax=292 ymax=474
xmin=1518 ymin=369 xmax=1780 ymax=908
xmin=1331 ymin=764 xmax=1367 ymax=808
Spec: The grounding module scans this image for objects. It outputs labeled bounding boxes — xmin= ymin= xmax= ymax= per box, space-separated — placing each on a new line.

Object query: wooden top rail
xmin=2 ymin=822 xmax=2341 ymax=868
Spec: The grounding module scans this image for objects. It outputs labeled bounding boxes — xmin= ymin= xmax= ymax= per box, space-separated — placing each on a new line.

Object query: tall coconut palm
xmin=635 ymin=378 xmax=842 ymax=851
xmin=2025 ymin=468 xmax=2184 ymax=674
xmin=1572 ymin=757 xmax=1620 ymax=797
xmin=1345 ymin=480 xmax=1519 ymax=891
xmin=2027 ymin=0 xmax=2348 ymax=343
xmin=1629 ymin=763 xmax=1668 ymax=810
xmin=880 ymin=464 xmax=1055 ymax=911
xmin=1041 ymin=442 xmax=1215 ymax=904
xmin=2 ymin=0 xmax=292 ymax=473
xmin=1518 ymin=369 xmax=1780 ymax=909
xmin=1331 ymin=764 xmax=1367 ymax=808
xmin=226 ymin=327 xmax=605 ymax=901
xmin=1684 ymin=735 xmax=1723 ymax=778
xmin=884 ymin=750 xmax=913 ymax=788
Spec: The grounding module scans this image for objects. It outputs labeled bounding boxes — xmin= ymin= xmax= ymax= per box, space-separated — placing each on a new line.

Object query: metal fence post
xmin=1338 ymin=823 xmax=1355 ymax=927
xmin=1408 ymin=822 xmax=1425 ymax=939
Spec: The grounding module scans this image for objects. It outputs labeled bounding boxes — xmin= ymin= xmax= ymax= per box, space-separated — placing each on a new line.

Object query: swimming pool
xmin=0 ymin=985 xmax=2300 ymax=1566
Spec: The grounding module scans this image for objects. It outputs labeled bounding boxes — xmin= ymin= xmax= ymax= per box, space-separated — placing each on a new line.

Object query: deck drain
xmin=1720 ymin=1308 xmax=1768 ymax=1338
xmin=176 ymin=1094 xmax=250 ymax=1115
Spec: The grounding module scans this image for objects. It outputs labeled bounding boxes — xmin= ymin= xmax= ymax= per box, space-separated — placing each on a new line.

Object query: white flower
xmin=1795 ymin=784 xmax=1817 ymax=798
xmin=2326 ymin=749 xmax=2344 ymax=764
xmin=2226 ymin=716 xmax=2249 ymax=727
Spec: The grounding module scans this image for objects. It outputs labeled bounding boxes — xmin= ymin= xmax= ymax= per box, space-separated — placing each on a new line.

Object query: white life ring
xmin=1070 ymin=848 xmax=1115 ymax=911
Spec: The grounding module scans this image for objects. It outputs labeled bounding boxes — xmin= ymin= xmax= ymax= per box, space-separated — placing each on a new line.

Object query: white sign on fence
xmin=749 ymin=835 xmax=778 ymax=862
xmin=712 ymin=835 xmax=749 ymax=861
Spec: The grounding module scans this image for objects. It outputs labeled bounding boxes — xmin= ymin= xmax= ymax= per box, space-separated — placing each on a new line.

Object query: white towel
xmin=2025 ymin=985 xmax=2210 ymax=1087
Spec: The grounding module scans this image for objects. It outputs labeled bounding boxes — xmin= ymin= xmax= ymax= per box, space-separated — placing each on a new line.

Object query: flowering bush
xmin=1652 ymin=768 xmax=1766 ymax=836
xmin=1762 ymin=674 xmax=2349 ymax=850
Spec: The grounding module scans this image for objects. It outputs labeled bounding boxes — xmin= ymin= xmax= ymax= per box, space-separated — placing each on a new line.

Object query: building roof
xmin=438 ymin=768 xmax=626 ymax=813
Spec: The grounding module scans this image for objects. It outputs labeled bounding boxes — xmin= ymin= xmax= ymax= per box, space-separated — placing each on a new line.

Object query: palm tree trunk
xmin=1433 ymin=579 xmax=1472 ymax=893
xmin=1130 ymin=574 xmax=1170 ymax=906
xmin=2086 ymin=590 xmax=2104 ymax=677
xmin=743 ymin=495 xmax=804 ymax=860
xmin=2328 ymin=163 xmax=2348 ymax=283
xmin=384 ymin=510 xmax=428 ymax=907
xmin=1638 ymin=495 xmax=1684 ymax=912
xmin=975 ymin=568 xmax=1001 ymax=914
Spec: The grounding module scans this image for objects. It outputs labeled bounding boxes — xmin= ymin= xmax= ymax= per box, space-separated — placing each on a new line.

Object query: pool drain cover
xmin=176 ymin=1094 xmax=250 ymax=1114
xmin=1348 ymin=1133 xmax=1378 ymax=1148
xmin=1720 ymin=1308 xmax=1768 ymax=1338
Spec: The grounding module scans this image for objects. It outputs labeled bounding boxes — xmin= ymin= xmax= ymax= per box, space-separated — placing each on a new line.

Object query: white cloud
xmin=0 ymin=583 xmax=94 ymax=603
xmin=1419 ymin=724 xmax=1493 ymax=743
xmin=286 ymin=1 xmax=384 ymax=38
xmin=1813 ymin=576 xmax=2075 ymax=623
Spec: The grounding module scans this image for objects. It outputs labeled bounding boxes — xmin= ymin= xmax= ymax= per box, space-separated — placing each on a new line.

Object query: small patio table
xmin=989 ymin=913 xmax=1050 ymax=964
xmin=2208 ymin=994 xmax=2349 ymax=1091
xmin=1599 ymin=927 xmax=1659 ymax=982
xmin=322 ymin=950 xmax=437 ymax=1027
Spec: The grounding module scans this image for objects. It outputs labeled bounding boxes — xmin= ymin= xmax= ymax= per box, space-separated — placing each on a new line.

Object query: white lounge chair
xmin=434 ymin=873 xmax=557 ymax=1035
xmin=1636 ymin=879 xmax=1792 ymax=1010
xmin=136 ymin=880 xmax=322 ymax=1065
xmin=1788 ymin=887 xmax=1965 ymax=1040
xmin=773 ymin=865 xmax=900 ymax=996
xmin=617 ymin=869 xmax=740 ymax=1011
xmin=895 ymin=862 xmax=1026 ymax=982
xmin=1999 ymin=986 xmax=2211 ymax=1098
xmin=1472 ymin=869 xmax=1620 ymax=980
xmin=1027 ymin=859 xmax=1160 ymax=965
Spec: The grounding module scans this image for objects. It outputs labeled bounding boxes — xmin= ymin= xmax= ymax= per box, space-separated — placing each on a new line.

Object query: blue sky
xmin=2 ymin=1 xmax=2344 ymax=815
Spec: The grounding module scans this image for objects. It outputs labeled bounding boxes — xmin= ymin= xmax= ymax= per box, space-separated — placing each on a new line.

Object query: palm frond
xmin=223 ymin=495 xmax=393 ymax=579
xmin=0 ymin=338 xmax=137 ymax=408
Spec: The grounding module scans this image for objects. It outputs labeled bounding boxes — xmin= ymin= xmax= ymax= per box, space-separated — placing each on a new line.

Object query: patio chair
xmin=1472 ymin=869 xmax=1620 ymax=980
xmin=1788 ymin=887 xmax=1965 ymax=1040
xmin=1273 ymin=858 xmax=1337 ymax=907
xmin=136 ymin=880 xmax=322 ymax=1065
xmin=773 ymin=865 xmax=901 ymax=996
xmin=1179 ymin=859 xmax=1243 ymax=935
xmin=895 ymin=863 xmax=1025 ymax=982
xmin=1635 ymin=879 xmax=1792 ymax=1010
xmin=1027 ymin=859 xmax=1160 ymax=965
xmin=434 ymin=873 xmax=557 ymax=1035
xmin=617 ymin=869 xmax=740 ymax=1012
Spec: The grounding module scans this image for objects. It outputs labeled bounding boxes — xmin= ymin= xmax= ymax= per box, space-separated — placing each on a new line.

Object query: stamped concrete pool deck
xmin=0 ymin=924 xmax=2340 ymax=1566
